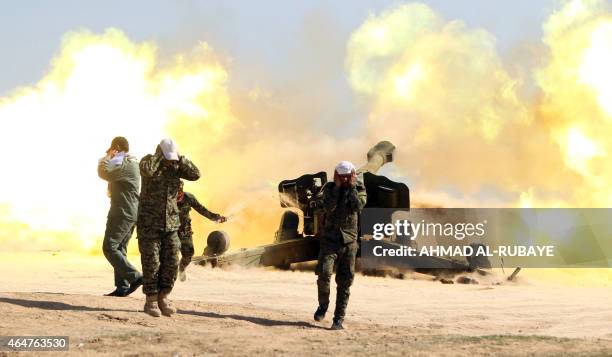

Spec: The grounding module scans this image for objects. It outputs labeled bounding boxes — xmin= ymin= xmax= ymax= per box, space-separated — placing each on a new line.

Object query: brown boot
xmin=144 ymin=294 xmax=161 ymax=317
xmin=158 ymin=290 xmax=176 ymax=317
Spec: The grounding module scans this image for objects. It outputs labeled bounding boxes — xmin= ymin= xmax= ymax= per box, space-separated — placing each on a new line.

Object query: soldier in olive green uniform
xmin=97 ymin=136 xmax=143 ymax=297
xmin=176 ymin=180 xmax=227 ymax=281
xmin=137 ymin=138 xmax=201 ymax=317
xmin=314 ymin=161 xmax=367 ymax=330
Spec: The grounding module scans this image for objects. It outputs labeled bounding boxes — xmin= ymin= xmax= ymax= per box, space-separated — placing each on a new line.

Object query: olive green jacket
xmin=97 ymin=153 xmax=141 ymax=221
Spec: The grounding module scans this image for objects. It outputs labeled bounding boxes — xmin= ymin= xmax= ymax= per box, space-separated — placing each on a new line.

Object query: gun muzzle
xmin=358 ymin=141 xmax=395 ymax=175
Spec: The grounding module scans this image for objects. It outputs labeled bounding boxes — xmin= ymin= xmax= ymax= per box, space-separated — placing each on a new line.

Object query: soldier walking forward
xmin=314 ymin=161 xmax=367 ymax=330
xmin=137 ymin=138 xmax=201 ymax=317
xmin=97 ymin=136 xmax=143 ymax=297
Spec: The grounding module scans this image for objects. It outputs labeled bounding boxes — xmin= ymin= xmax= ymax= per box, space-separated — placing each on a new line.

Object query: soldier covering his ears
xmin=137 ymin=138 xmax=201 ymax=317
xmin=97 ymin=136 xmax=143 ymax=297
xmin=314 ymin=161 xmax=367 ymax=330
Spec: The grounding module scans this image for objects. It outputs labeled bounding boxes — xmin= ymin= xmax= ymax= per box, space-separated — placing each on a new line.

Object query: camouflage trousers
xmin=316 ymin=240 xmax=358 ymax=320
xmin=179 ymin=233 xmax=194 ymax=270
xmin=138 ymin=230 xmax=180 ymax=296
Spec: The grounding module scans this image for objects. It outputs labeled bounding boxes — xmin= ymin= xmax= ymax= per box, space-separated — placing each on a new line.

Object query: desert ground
xmin=1 ymin=252 xmax=611 ymax=356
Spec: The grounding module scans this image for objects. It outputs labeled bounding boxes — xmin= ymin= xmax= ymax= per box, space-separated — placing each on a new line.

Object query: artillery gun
xmin=193 ymin=141 xmax=484 ymax=272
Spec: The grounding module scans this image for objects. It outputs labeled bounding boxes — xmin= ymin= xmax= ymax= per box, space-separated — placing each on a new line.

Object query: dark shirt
xmin=316 ymin=181 xmax=367 ymax=245
xmin=137 ymin=153 xmax=200 ymax=233
xmin=178 ymin=192 xmax=220 ymax=237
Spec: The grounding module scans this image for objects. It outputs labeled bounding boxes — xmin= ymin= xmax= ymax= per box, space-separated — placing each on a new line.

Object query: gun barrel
xmin=358 ymin=141 xmax=395 ymax=175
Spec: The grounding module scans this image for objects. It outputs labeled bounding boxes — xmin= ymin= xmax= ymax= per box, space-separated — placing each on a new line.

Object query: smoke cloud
xmin=347 ymin=0 xmax=612 ymax=207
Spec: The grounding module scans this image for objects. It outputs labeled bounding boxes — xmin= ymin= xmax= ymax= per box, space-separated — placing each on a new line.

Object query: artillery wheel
xmin=275 ymin=210 xmax=299 ymax=242
xmin=204 ymin=231 xmax=231 ymax=256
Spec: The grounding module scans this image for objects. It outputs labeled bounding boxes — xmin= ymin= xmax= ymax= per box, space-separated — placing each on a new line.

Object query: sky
xmin=1 ymin=0 xmax=553 ymax=96
xmin=3 ymin=0 xmax=612 ymax=252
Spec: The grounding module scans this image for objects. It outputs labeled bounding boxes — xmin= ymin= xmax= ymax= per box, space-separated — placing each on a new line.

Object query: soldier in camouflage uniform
xmin=314 ymin=161 xmax=367 ymax=330
xmin=137 ymin=138 xmax=201 ymax=317
xmin=176 ymin=180 xmax=227 ymax=282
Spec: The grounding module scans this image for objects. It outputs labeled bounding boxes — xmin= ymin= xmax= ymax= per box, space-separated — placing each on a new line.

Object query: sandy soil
xmin=0 ymin=252 xmax=611 ymax=356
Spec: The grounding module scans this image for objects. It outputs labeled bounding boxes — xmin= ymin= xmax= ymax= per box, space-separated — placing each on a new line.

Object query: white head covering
xmin=159 ymin=138 xmax=179 ymax=161
xmin=109 ymin=152 xmax=126 ymax=166
xmin=335 ymin=161 xmax=356 ymax=175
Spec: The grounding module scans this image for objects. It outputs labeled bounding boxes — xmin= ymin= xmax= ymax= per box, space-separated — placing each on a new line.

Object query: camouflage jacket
xmin=97 ymin=153 xmax=140 ymax=221
xmin=316 ymin=180 xmax=367 ymax=245
xmin=137 ymin=153 xmax=201 ymax=234
xmin=178 ymin=192 xmax=220 ymax=237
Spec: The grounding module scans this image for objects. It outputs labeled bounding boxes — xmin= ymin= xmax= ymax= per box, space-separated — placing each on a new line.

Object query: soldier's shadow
xmin=177 ymin=309 xmax=326 ymax=329
xmin=0 ymin=296 xmax=327 ymax=330
xmin=0 ymin=296 xmax=134 ymax=313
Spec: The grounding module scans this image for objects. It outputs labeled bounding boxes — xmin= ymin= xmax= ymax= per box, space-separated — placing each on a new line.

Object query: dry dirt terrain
xmin=0 ymin=252 xmax=611 ymax=356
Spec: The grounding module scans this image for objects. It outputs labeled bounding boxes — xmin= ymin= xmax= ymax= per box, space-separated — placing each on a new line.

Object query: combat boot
xmin=178 ymin=266 xmax=187 ymax=282
xmin=158 ymin=290 xmax=176 ymax=317
xmin=331 ymin=317 xmax=344 ymax=330
xmin=144 ymin=294 xmax=161 ymax=317
xmin=314 ymin=305 xmax=327 ymax=322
